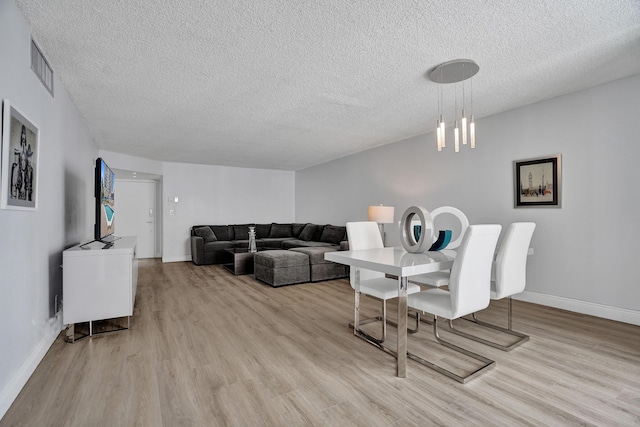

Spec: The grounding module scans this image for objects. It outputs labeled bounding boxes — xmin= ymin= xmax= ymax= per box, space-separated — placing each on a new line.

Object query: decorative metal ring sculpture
xmin=430 ymin=206 xmax=469 ymax=249
xmin=399 ymin=206 xmax=434 ymax=253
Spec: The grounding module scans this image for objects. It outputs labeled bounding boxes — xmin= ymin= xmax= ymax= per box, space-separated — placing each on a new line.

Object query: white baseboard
xmin=0 ymin=313 xmax=63 ymax=420
xmin=515 ymin=291 xmax=640 ymax=326
xmin=161 ymin=255 xmax=191 ymax=263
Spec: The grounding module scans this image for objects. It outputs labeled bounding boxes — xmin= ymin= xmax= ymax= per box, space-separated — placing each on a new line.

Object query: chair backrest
xmin=448 ymin=224 xmax=501 ymax=318
xmin=493 ymin=222 xmax=536 ymax=299
xmin=346 ymin=221 xmax=385 ymax=285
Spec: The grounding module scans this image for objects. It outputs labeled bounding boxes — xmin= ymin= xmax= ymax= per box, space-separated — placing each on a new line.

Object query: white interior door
xmin=114 ymin=180 xmax=156 ymax=258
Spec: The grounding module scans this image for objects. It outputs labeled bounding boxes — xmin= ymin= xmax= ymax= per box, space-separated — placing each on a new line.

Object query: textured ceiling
xmin=16 ymin=0 xmax=640 ymax=170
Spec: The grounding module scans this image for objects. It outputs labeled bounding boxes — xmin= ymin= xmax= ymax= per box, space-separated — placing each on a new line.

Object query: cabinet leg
xmin=64 ymin=324 xmax=75 ymax=343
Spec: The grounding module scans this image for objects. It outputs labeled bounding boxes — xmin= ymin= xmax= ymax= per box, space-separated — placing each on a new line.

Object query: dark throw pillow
xmin=195 ymin=226 xmax=217 ymax=243
xmin=292 ymin=223 xmax=306 ymax=237
xmin=269 ymin=223 xmax=292 ymax=238
xmin=320 ymin=225 xmax=346 ymax=244
xmin=313 ymin=225 xmax=326 ymax=241
xmin=298 ymin=224 xmax=317 ymax=241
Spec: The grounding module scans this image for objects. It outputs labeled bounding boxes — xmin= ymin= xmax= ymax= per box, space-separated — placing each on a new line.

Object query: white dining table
xmin=325 ymin=247 xmax=456 ymax=378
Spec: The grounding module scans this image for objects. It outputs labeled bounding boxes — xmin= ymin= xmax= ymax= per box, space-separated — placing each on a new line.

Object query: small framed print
xmin=514 ymin=154 xmax=561 ymax=208
xmin=1 ymin=100 xmax=40 ymax=210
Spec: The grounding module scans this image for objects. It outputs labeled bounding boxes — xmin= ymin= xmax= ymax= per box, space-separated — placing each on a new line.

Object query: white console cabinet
xmin=63 ymin=236 xmax=138 ymax=326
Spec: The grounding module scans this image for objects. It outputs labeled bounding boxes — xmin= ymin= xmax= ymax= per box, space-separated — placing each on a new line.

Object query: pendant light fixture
xmin=429 ymin=59 xmax=479 ymax=152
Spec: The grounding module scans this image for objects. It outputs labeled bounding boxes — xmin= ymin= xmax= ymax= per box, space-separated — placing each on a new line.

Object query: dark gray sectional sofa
xmin=190 ymin=222 xmax=348 ymax=266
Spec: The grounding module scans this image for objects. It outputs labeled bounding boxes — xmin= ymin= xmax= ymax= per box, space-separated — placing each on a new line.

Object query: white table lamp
xmin=368 ymin=205 xmax=395 ymax=246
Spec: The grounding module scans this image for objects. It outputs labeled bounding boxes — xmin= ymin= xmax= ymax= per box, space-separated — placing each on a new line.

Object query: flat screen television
xmin=94 ymin=157 xmax=116 ymax=242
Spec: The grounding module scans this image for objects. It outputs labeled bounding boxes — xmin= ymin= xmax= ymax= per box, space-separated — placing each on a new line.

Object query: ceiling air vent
xmin=30 ymin=38 xmax=54 ymax=96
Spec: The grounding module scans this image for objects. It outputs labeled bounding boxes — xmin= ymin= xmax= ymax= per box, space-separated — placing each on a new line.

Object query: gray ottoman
xmin=254 ymin=250 xmax=310 ymax=287
xmin=290 ymin=247 xmax=348 ymax=282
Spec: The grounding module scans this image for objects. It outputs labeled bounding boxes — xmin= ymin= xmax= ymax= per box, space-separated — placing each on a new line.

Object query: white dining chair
xmin=409 ymin=206 xmax=469 ymax=288
xmin=406 ymin=224 xmax=501 ymax=383
xmin=448 ymin=222 xmax=536 ymax=351
xmin=346 ymin=221 xmax=422 ymax=344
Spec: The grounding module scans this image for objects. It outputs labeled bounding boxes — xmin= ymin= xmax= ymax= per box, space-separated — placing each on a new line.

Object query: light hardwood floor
xmin=2 ymin=259 xmax=640 ymax=426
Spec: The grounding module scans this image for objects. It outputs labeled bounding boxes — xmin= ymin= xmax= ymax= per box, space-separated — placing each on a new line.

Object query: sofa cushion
xmin=194 ymin=226 xmax=217 ymax=243
xmin=232 ymin=224 xmax=252 ymax=240
xmin=254 ymin=250 xmax=309 ymax=268
xmin=298 ymin=224 xmax=317 ymax=241
xmin=313 ymin=225 xmax=326 ymax=241
xmin=282 ymin=239 xmax=336 ymax=249
xmin=260 ymin=237 xmax=294 ymax=249
xmin=292 ymin=223 xmax=307 ymax=238
xmin=255 ymin=224 xmax=272 ymax=238
xmin=234 ymin=239 xmax=265 ymax=249
xmin=320 ymin=225 xmax=346 ymax=244
xmin=203 ymin=241 xmax=234 ymax=252
xmin=254 ymin=250 xmax=311 ymax=287
xmin=211 ymin=225 xmax=231 ymax=241
xmin=290 ymin=246 xmax=340 ymax=264
xmin=269 ymin=223 xmax=292 ymax=238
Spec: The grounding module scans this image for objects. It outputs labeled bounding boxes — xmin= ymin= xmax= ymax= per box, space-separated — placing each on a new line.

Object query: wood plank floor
xmin=2 ymin=259 xmax=640 ymax=426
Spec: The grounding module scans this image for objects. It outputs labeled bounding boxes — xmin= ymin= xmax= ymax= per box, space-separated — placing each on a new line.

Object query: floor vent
xmin=31 ymin=38 xmax=54 ymax=96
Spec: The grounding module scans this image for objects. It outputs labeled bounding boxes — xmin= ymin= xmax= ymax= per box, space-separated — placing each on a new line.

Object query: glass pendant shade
xmin=454 ymin=122 xmax=460 ymax=153
xmin=461 ymin=112 xmax=467 ymax=145
xmin=470 ymin=116 xmax=476 ymax=148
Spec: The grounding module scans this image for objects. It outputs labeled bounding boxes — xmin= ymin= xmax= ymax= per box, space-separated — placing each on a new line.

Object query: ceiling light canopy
xmin=429 ymin=59 xmax=479 ymax=153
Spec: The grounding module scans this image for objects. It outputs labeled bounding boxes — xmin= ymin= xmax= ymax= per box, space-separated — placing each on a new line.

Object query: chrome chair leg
xmin=351 ymin=297 xmax=422 ymax=343
xmin=407 ymin=311 xmax=420 ymax=334
xmin=407 ymin=315 xmax=495 ymax=383
xmin=349 ymin=292 xmax=387 ymax=344
xmin=348 ymin=293 xmax=399 ymax=358
xmin=451 ymin=297 xmax=529 ymax=351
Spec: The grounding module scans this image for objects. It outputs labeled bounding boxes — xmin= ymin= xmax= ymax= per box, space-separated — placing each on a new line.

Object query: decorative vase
xmin=248 ymin=226 xmax=257 ymax=253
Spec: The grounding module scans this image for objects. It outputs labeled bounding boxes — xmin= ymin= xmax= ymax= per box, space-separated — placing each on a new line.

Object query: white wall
xmin=162 ymin=162 xmax=295 ymax=262
xmin=296 ymin=74 xmax=640 ymax=325
xmin=0 ymin=0 xmax=97 ymax=418
xmin=98 ymin=151 xmax=296 ymax=263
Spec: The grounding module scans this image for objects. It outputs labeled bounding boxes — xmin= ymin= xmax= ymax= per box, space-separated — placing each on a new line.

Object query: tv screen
xmin=94 ymin=157 xmax=115 ymax=241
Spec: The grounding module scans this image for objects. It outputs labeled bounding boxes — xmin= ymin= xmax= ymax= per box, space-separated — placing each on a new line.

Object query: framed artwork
xmin=514 ymin=154 xmax=561 ymax=208
xmin=1 ymin=100 xmax=40 ymax=210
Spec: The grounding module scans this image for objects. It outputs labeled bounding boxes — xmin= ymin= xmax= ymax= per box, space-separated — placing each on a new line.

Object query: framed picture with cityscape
xmin=1 ymin=100 xmax=40 ymax=210
xmin=513 ymin=154 xmax=561 ymax=208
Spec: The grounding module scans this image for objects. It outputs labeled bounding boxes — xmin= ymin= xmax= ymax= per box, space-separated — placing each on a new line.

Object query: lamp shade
xmin=368 ymin=205 xmax=395 ymax=224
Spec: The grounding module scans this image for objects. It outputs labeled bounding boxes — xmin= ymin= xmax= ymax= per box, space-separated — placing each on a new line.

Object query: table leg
xmin=397 ymin=276 xmax=407 ymax=378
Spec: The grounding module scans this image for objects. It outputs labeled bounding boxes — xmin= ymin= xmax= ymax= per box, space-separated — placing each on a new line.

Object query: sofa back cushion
xmin=211 ymin=225 xmax=231 ymax=241
xmin=320 ymin=225 xmax=346 ymax=244
xmin=292 ymin=223 xmax=307 ymax=238
xmin=232 ymin=224 xmax=253 ymax=240
xmin=269 ymin=223 xmax=292 ymax=238
xmin=298 ymin=224 xmax=318 ymax=241
xmin=255 ymin=224 xmax=272 ymax=239
xmin=194 ymin=226 xmax=217 ymax=243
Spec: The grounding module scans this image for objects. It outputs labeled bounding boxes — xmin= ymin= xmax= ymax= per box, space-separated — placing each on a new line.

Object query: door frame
xmin=114 ymin=177 xmax=163 ymax=258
